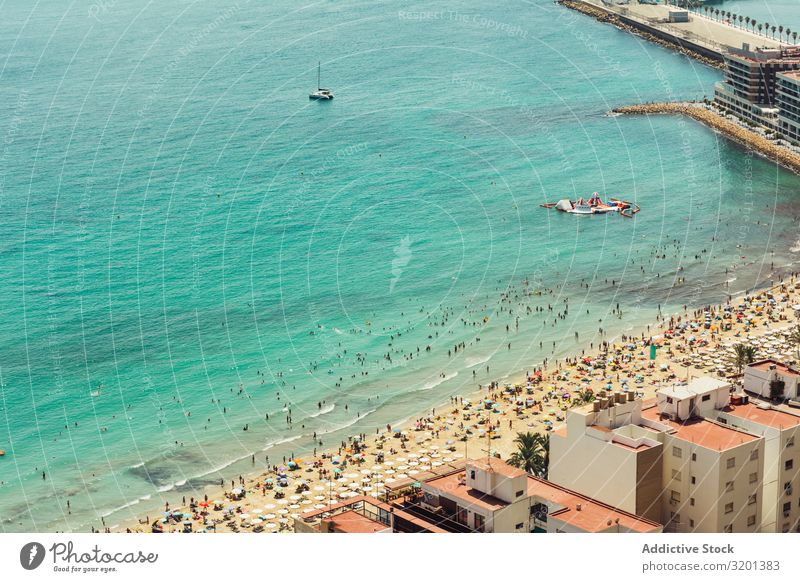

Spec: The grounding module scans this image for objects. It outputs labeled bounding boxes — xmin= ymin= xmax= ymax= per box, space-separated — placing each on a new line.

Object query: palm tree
xmin=714 ymin=8 xmax=720 ymax=20
xmin=758 ymin=23 xmax=763 ymax=36
xmin=772 ymin=25 xmax=777 ymax=39
xmin=738 ymin=15 xmax=744 ymax=29
xmin=573 ymin=389 xmax=595 ymax=406
xmin=788 ymin=325 xmax=800 ymax=362
xmin=779 ymin=25 xmax=785 ymax=41
xmin=508 ymin=432 xmax=549 ymax=478
xmin=733 ymin=343 xmax=758 ymax=375
xmin=745 ymin=16 xmax=751 ymax=30
xmin=793 ymin=31 xmax=798 ymax=45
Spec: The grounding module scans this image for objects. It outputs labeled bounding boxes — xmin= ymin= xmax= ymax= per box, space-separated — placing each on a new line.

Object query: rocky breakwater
xmin=613 ymin=102 xmax=800 ymax=175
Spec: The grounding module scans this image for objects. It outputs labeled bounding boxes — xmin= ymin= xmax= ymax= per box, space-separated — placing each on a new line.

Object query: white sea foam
xmin=320 ymin=409 xmax=377 ymax=434
xmin=308 ymin=403 xmax=335 ymax=418
xmin=100 ymin=491 xmax=156 ymax=518
xmin=416 ymin=372 xmax=458 ymax=391
xmin=791 ymin=238 xmax=800 ymax=253
xmin=465 ymin=354 xmax=492 ymax=368
xmin=262 ymin=434 xmax=303 ymax=451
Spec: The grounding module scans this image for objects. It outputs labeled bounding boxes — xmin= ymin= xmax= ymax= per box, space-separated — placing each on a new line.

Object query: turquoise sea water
xmin=1 ymin=0 xmax=800 ymax=532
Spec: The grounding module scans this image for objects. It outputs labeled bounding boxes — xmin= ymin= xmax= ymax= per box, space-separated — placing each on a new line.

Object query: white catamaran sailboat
xmin=309 ymin=62 xmax=333 ymax=100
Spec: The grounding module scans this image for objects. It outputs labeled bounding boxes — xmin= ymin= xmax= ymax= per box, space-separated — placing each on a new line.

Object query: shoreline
xmin=111 ymin=270 xmax=800 ymax=533
xmin=612 ymin=102 xmax=800 ymax=176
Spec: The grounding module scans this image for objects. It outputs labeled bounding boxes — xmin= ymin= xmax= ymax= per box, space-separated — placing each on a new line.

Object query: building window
xmin=724 ymin=524 xmax=733 ymax=533
xmin=727 ymin=457 xmax=736 ymax=469
xmin=690 ymin=497 xmax=695 ymax=506
xmin=749 ymin=472 xmax=758 ymax=484
xmin=689 ymin=519 xmax=695 ymax=528
xmin=691 ymin=453 xmax=697 ymax=461
xmin=751 ymin=450 xmax=759 ymax=461
xmin=785 ymin=482 xmax=792 ymax=493
xmin=702 ymin=394 xmax=711 ymax=402
xmin=474 ymin=513 xmax=485 ymax=532
xmin=691 ymin=476 xmax=696 ymax=485
xmin=673 ymin=446 xmax=682 ymax=458
xmin=788 ymin=437 xmax=795 ymax=448
xmin=671 ymin=512 xmax=681 ymax=524
xmin=515 ymin=522 xmax=524 ymax=530
xmin=725 ymin=502 xmax=734 ymax=514
xmin=671 ymin=490 xmax=681 ymax=503
xmin=725 ymin=481 xmax=734 ymax=492
xmin=516 ymin=490 xmax=524 ymax=498
xmin=672 ymin=469 xmax=682 ymax=482
xmin=783 ymin=523 xmax=791 ymax=533
xmin=667 ymin=397 xmax=674 ymax=404
xmin=470 ymin=470 xmax=476 ymax=480
xmin=531 ymin=503 xmax=548 ymax=522
xmin=786 ymin=460 xmax=794 ymax=471
xmin=748 ymin=494 xmax=757 ymax=505
xmin=747 ymin=515 xmax=756 ymax=527
xmin=783 ymin=502 xmax=791 ymax=514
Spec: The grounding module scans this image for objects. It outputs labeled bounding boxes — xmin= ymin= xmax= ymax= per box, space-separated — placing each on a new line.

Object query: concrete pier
xmin=561 ymin=0 xmax=783 ymax=64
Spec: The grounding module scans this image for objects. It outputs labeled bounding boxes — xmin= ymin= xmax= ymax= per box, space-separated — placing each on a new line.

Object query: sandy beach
xmin=111 ymin=272 xmax=800 ymax=533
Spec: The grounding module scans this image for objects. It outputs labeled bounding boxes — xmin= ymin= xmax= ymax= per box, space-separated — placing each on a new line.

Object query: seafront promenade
xmin=613 ymin=102 xmax=800 ymax=175
xmin=560 ymin=0 xmax=783 ymax=64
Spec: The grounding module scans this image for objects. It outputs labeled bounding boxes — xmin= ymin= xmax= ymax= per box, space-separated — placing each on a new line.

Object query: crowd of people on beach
xmin=116 ymin=273 xmax=800 ymax=533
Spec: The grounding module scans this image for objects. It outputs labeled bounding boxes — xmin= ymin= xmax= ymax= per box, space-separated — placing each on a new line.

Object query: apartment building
xmin=743 ymin=358 xmax=800 ymax=401
xmin=549 ymin=392 xmax=664 ymax=523
xmin=295 ymin=458 xmax=662 ymax=533
xmin=714 ymin=44 xmax=800 ymax=127
xmin=776 ymin=71 xmax=800 ymax=144
xmin=550 ymin=378 xmax=766 ymax=533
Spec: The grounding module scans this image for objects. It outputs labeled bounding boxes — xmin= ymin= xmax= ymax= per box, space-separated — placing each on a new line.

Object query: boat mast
xmin=317 ymin=61 xmax=321 ymax=90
